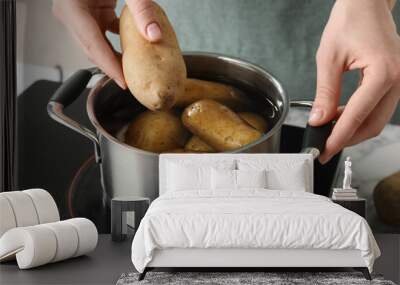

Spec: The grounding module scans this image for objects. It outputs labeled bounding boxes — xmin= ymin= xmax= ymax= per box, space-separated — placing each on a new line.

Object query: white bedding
xmin=131 ymin=190 xmax=380 ymax=273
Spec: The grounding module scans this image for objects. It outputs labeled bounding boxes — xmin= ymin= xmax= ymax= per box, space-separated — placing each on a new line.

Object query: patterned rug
xmin=117 ymin=272 xmax=395 ymax=285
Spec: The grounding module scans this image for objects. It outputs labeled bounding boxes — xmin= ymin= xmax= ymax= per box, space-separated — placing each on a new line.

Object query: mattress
xmin=131 ymin=190 xmax=380 ymax=273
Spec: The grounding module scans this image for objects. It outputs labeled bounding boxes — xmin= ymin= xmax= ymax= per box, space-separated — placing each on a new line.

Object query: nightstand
xmin=332 ymin=198 xmax=366 ymax=218
xmin=111 ymin=196 xmax=150 ymax=242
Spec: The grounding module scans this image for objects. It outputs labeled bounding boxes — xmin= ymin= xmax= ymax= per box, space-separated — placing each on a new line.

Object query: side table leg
xmin=134 ymin=201 xmax=149 ymax=232
xmin=111 ymin=201 xmax=123 ymax=242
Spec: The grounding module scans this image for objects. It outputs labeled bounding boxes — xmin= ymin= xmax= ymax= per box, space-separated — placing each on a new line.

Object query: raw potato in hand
xmin=120 ymin=4 xmax=186 ymax=110
xmin=125 ymin=111 xmax=188 ymax=153
xmin=238 ymin=112 xmax=269 ymax=133
xmin=185 ymin=136 xmax=215 ymax=152
xmin=175 ymin=79 xmax=248 ymax=110
xmin=182 ymin=99 xmax=262 ymax=151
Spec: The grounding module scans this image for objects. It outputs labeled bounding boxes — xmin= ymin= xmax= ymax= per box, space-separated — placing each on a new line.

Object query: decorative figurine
xmin=343 ymin=157 xmax=353 ymax=190
xmin=332 ymin=156 xmax=358 ymax=200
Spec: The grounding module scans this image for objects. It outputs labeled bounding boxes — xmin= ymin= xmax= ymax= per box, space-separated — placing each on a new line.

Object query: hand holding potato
xmin=52 ymin=0 xmax=164 ymax=90
xmin=120 ymin=3 xmax=187 ymax=110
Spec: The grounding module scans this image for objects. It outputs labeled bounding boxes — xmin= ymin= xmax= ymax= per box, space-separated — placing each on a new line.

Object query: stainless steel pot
xmin=48 ymin=52 xmax=332 ymax=202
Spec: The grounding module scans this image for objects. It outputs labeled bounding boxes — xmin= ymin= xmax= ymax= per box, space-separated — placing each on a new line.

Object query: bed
xmin=131 ymin=154 xmax=380 ymax=280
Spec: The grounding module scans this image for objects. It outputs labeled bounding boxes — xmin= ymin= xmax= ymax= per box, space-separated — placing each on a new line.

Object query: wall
xmin=17 ymin=0 xmax=91 ymax=69
xmin=16 ymin=0 xmax=92 ymax=94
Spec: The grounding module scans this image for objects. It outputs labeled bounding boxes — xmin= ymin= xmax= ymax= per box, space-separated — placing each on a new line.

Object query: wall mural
xmin=333 ymin=125 xmax=400 ymax=234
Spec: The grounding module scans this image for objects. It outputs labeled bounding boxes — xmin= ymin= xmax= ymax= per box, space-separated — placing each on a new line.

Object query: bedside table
xmin=111 ymin=197 xmax=150 ymax=242
xmin=332 ymin=198 xmax=366 ymax=218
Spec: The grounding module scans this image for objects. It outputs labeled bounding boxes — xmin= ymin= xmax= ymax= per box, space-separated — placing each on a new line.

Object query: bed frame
xmin=141 ymin=248 xmax=370 ymax=280
xmin=138 ymin=154 xmax=372 ymax=281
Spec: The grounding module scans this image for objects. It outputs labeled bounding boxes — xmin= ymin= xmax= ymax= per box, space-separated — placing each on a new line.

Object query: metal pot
xmin=48 ymin=52 xmax=331 ymax=202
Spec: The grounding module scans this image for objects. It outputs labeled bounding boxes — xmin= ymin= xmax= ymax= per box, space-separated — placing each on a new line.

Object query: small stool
xmin=111 ymin=197 xmax=150 ymax=242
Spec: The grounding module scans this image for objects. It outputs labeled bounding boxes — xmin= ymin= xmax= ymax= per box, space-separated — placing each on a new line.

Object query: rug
xmin=116 ymin=272 xmax=396 ymax=285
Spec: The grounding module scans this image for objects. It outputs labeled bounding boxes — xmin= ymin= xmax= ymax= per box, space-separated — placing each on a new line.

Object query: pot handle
xmin=290 ymin=101 xmax=334 ymax=159
xmin=47 ymin=68 xmax=103 ymax=163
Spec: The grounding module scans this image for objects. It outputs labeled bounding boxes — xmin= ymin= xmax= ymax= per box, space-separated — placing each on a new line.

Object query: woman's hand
xmin=53 ymin=0 xmax=162 ymax=89
xmin=310 ymin=0 xmax=400 ymax=163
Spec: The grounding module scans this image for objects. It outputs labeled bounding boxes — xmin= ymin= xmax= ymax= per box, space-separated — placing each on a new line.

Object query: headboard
xmin=159 ymin=153 xmax=313 ymax=195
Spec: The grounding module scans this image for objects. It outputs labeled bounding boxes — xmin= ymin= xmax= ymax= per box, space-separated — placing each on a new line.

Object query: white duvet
xmin=131 ymin=190 xmax=380 ymax=273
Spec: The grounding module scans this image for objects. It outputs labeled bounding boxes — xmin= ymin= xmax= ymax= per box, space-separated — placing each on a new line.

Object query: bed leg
xmin=354 ymin=267 xmax=371 ymax=280
xmin=138 ymin=268 xmax=148 ymax=281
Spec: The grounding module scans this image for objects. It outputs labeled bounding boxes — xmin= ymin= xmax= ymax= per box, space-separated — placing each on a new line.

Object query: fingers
xmin=125 ymin=0 xmax=162 ymax=42
xmin=319 ymin=64 xmax=395 ymax=163
xmin=54 ymin=3 xmax=126 ymax=89
xmin=309 ymin=50 xmax=343 ymax=126
xmin=345 ymin=86 xmax=400 ymax=146
xmin=99 ymin=9 xmax=120 ymax=34
xmin=77 ymin=11 xmax=126 ymax=88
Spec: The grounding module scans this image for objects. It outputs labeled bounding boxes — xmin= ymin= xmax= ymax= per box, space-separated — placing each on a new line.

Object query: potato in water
xmin=175 ymin=79 xmax=248 ymax=110
xmin=120 ymin=4 xmax=186 ymax=111
xmin=185 ymin=136 xmax=216 ymax=152
xmin=182 ymin=99 xmax=262 ymax=151
xmin=184 ymin=112 xmax=267 ymax=152
xmin=125 ymin=111 xmax=188 ymax=153
xmin=238 ymin=112 xmax=268 ymax=133
xmin=164 ymin=148 xmax=189 ymax=153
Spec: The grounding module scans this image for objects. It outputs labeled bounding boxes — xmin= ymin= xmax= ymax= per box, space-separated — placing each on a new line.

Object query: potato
xmin=162 ymin=148 xmax=208 ymax=153
xmin=163 ymin=148 xmax=188 ymax=153
xmin=238 ymin=112 xmax=268 ymax=133
xmin=182 ymin=99 xmax=262 ymax=151
xmin=175 ymin=79 xmax=248 ymax=110
xmin=185 ymin=136 xmax=215 ymax=152
xmin=120 ymin=4 xmax=186 ymax=111
xmin=125 ymin=111 xmax=188 ymax=153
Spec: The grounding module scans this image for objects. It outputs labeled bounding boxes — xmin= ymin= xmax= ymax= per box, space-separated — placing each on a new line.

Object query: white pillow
xmin=237 ymin=159 xmax=309 ymax=191
xmin=167 ymin=163 xmax=211 ymax=191
xmin=266 ymin=161 xmax=308 ymax=191
xmin=212 ymin=168 xmax=237 ymax=190
xmin=236 ymin=169 xmax=267 ymax=189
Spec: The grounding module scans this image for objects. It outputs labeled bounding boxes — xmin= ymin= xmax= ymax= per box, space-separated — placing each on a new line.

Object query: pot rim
xmin=86 ymin=51 xmax=289 ymax=156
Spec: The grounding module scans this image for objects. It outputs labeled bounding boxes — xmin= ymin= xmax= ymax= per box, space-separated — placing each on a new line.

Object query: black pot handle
xmin=50 ymin=69 xmax=96 ymax=107
xmin=302 ymin=122 xmax=334 ymax=157
xmin=289 ymin=101 xmax=334 ymax=158
xmin=47 ymin=68 xmax=103 ymax=163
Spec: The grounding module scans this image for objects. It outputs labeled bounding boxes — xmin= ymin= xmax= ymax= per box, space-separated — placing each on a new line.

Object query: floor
xmin=0 ymin=234 xmax=398 ymax=285
xmin=0 ymin=235 xmax=133 ymax=285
